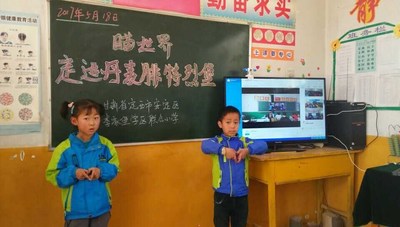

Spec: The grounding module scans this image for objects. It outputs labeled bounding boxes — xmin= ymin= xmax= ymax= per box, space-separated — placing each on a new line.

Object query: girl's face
xmin=218 ymin=112 xmax=240 ymax=137
xmin=71 ymin=107 xmax=101 ymax=142
xmin=1 ymin=33 xmax=8 ymax=42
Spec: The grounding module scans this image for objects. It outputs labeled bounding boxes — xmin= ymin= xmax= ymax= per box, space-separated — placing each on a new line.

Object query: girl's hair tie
xmin=68 ymin=102 xmax=75 ymax=115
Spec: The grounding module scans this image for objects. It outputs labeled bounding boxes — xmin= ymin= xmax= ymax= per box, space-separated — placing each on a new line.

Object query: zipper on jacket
xmin=227 ymin=138 xmax=233 ymax=197
xmin=81 ymin=150 xmax=89 ymax=216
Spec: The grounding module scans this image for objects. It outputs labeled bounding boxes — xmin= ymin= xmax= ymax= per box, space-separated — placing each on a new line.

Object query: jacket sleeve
xmin=45 ymin=144 xmax=78 ymax=188
xmin=246 ymin=137 xmax=268 ymax=155
xmin=201 ymin=136 xmax=224 ymax=155
xmin=98 ymin=140 xmax=120 ymax=182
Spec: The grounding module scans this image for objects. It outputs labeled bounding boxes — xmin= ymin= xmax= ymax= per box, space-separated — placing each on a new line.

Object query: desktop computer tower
xmin=325 ymin=101 xmax=366 ymax=150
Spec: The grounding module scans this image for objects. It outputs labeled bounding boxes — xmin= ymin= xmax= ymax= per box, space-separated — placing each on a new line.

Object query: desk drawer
xmin=250 ymin=154 xmax=353 ymax=184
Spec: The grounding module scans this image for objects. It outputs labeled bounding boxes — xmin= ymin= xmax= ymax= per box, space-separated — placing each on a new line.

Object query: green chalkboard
xmin=50 ymin=1 xmax=249 ymax=147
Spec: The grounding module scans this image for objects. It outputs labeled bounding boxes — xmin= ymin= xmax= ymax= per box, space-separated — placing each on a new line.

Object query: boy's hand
xmin=224 ymin=147 xmax=238 ymax=162
xmin=236 ymin=148 xmax=249 ymax=163
xmin=75 ymin=167 xmax=101 ymax=180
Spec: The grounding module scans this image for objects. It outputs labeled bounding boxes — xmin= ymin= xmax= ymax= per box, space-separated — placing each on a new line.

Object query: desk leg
xmin=268 ymin=183 xmax=276 ymax=227
xmin=316 ymin=180 xmax=323 ymax=224
xmin=345 ymin=174 xmax=354 ymax=227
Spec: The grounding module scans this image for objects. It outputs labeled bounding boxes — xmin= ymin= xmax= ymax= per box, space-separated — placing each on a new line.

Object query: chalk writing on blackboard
xmin=55 ymin=55 xmax=216 ymax=88
xmin=113 ymin=32 xmax=173 ymax=60
xmin=55 ymin=30 xmax=216 ymax=87
xmin=56 ymin=6 xmax=119 ymax=24
xmin=102 ymin=98 xmax=180 ymax=128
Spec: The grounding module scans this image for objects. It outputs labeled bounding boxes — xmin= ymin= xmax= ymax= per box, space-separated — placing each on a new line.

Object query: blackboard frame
xmin=50 ymin=0 xmax=249 ymax=147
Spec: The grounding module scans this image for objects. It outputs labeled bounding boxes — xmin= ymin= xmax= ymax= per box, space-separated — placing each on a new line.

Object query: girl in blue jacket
xmin=46 ymin=99 xmax=120 ymax=227
xmin=201 ymin=105 xmax=267 ymax=227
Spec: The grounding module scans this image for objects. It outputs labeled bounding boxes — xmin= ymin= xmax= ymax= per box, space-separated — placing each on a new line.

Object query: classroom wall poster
xmin=251 ymin=27 xmax=295 ymax=61
xmin=333 ymin=22 xmax=400 ymax=107
xmin=250 ymin=26 xmax=296 ymax=77
xmin=0 ymin=11 xmax=41 ymax=134
xmin=201 ymin=0 xmax=295 ymax=28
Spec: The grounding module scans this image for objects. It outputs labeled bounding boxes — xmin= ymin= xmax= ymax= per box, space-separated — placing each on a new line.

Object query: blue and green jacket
xmin=45 ymin=132 xmax=120 ymax=220
xmin=201 ymin=134 xmax=267 ymax=197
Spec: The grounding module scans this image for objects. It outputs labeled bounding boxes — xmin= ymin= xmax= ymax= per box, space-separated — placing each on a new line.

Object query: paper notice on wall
xmin=0 ymin=11 xmax=41 ymax=134
xmin=335 ymin=73 xmax=379 ymax=106
xmin=377 ymin=35 xmax=400 ymax=73
xmin=376 ymin=73 xmax=400 ymax=106
xmin=335 ymin=43 xmax=356 ymax=75
xmin=335 ymin=74 xmax=355 ymax=101
xmin=353 ymin=74 xmax=377 ymax=105
xmin=333 ymin=22 xmax=400 ymax=107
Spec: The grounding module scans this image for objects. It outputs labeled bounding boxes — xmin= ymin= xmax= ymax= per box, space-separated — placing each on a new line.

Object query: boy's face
xmin=218 ymin=112 xmax=240 ymax=137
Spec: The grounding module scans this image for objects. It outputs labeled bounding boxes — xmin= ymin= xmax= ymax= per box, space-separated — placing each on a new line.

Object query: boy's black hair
xmin=218 ymin=105 xmax=240 ymax=121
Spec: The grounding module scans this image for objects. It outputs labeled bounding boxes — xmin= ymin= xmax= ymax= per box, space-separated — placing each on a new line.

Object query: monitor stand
xmin=269 ymin=143 xmax=309 ymax=152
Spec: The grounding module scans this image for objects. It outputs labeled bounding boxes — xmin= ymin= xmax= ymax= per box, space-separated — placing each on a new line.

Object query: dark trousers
xmin=64 ymin=212 xmax=110 ymax=227
xmin=214 ymin=191 xmax=248 ymax=227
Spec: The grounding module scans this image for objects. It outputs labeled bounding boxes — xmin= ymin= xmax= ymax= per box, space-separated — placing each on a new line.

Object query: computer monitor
xmin=224 ymin=77 xmax=327 ymax=151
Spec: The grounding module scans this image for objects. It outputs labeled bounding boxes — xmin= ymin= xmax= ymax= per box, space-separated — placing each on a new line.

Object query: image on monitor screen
xmin=224 ymin=77 xmax=327 ymax=150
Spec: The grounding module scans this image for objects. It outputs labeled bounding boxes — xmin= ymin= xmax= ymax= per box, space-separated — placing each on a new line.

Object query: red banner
xmin=113 ymin=0 xmax=200 ymax=16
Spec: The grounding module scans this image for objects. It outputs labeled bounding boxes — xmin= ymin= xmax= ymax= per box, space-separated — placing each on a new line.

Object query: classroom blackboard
xmin=50 ymin=1 xmax=249 ymax=147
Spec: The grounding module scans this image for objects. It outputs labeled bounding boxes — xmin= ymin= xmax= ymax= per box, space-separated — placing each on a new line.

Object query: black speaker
xmin=325 ymin=101 xmax=366 ymax=150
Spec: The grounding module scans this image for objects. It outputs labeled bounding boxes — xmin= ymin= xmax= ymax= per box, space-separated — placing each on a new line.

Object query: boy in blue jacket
xmin=201 ymin=105 xmax=267 ymax=227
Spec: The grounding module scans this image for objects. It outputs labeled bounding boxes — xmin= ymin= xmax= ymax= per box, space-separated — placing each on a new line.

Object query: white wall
xmin=325 ymin=0 xmax=400 ymax=137
xmin=251 ymin=0 xmax=326 ymax=79
xmin=294 ymin=0 xmax=326 ymax=78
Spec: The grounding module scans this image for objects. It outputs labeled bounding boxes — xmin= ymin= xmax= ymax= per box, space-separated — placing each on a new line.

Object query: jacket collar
xmin=69 ymin=132 xmax=100 ymax=148
xmin=220 ymin=133 xmax=240 ymax=141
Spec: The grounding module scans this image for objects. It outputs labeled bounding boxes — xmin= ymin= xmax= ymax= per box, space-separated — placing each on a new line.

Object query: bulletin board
xmin=332 ymin=22 xmax=400 ymax=110
xmin=49 ymin=0 xmax=249 ymax=147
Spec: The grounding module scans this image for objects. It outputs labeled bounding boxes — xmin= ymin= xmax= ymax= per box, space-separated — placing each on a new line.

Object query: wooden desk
xmin=249 ymin=147 xmax=356 ymax=227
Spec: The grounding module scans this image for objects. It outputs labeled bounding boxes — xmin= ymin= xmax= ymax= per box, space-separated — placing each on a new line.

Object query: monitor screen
xmin=224 ymin=77 xmax=327 ymax=149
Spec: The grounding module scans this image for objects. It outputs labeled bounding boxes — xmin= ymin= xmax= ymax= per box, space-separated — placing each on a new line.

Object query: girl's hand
xmin=75 ymin=168 xmax=90 ymax=180
xmin=87 ymin=167 xmax=101 ymax=181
